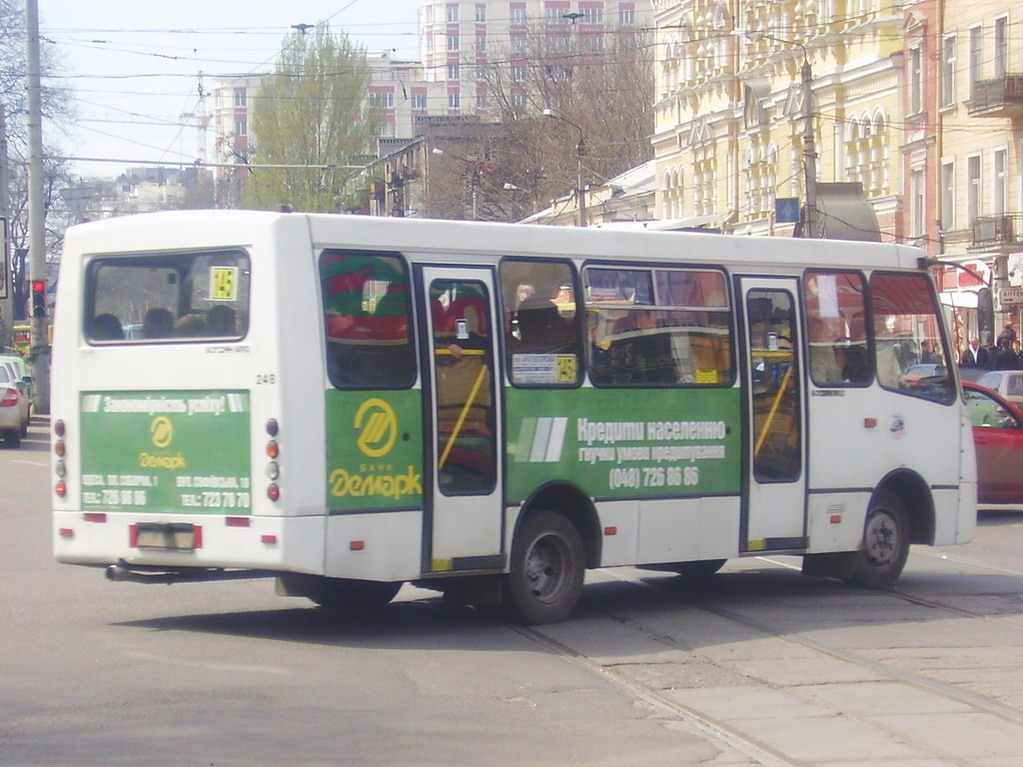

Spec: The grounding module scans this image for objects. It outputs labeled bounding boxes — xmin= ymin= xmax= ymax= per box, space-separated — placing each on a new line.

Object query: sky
xmin=39 ymin=0 xmax=423 ymax=178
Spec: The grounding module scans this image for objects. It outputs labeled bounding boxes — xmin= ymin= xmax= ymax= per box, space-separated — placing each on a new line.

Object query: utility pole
xmin=800 ymin=58 xmax=818 ymax=239
xmin=0 ymin=105 xmax=12 ymax=350
xmin=26 ymin=0 xmax=50 ymax=413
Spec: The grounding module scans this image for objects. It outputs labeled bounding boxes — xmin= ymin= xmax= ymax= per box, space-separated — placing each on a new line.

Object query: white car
xmin=0 ymin=363 xmax=25 ymax=447
xmin=978 ymin=370 xmax=1023 ymax=406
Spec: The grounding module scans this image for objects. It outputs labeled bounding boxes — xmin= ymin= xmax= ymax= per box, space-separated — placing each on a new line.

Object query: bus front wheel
xmin=848 ymin=490 xmax=909 ymax=590
xmin=504 ymin=511 xmax=585 ymax=625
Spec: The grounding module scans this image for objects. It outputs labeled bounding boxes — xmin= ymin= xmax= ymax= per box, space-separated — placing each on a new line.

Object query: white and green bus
xmin=52 ymin=211 xmax=976 ymax=623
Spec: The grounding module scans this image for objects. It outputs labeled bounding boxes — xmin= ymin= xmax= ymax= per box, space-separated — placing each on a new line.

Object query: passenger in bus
xmin=514 ymin=282 xmax=572 ymax=351
xmin=174 ymin=314 xmax=206 ymax=336
xmin=89 ymin=313 xmax=123 ymax=341
xmin=206 ymin=304 xmax=236 ymax=336
xmin=807 ymin=316 xmax=842 ymax=384
xmin=142 ymin=308 xmax=174 ymax=339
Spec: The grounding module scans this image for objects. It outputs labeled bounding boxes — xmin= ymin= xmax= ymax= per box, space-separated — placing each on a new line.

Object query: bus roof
xmin=63 ymin=210 xmax=924 ymax=272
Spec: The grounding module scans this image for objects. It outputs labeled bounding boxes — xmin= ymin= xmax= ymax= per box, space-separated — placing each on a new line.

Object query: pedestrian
xmin=960 ymin=336 xmax=989 ymax=367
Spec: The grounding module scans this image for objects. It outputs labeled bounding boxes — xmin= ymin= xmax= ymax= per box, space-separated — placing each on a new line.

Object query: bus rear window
xmin=85 ymin=250 xmax=250 ymax=343
xmin=320 ymin=251 xmax=415 ymax=389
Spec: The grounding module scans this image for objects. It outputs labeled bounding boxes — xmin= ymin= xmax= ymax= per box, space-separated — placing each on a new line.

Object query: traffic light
xmin=31 ymin=279 xmax=46 ymax=318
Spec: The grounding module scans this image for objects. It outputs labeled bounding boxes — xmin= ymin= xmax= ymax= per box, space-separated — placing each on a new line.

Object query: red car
xmin=963 ymin=380 xmax=1023 ymax=504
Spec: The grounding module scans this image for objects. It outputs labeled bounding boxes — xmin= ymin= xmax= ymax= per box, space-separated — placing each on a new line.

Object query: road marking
xmin=12 ymin=459 xmax=48 ymax=467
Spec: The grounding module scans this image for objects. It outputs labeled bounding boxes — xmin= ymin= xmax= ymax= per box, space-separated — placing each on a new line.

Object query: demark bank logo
xmin=354 ymin=398 xmax=398 ymax=458
xmin=150 ymin=416 xmax=174 ymax=448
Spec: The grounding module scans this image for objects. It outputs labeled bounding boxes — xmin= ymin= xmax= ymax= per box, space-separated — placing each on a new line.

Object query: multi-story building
xmin=653 ymin=0 xmax=903 ymax=238
xmin=418 ymin=1 xmax=651 ymax=117
xmin=939 ymin=0 xmax=1023 ymax=339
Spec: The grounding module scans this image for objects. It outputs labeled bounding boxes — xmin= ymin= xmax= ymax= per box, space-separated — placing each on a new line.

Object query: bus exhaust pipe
xmin=105 ymin=562 xmax=272 ymax=584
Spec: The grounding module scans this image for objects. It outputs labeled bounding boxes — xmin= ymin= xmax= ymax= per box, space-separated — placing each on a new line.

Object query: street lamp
xmin=542 ymin=108 xmax=587 ymax=227
xmin=432 ymin=147 xmax=480 ymax=220
xmin=743 ymin=30 xmax=818 ymax=238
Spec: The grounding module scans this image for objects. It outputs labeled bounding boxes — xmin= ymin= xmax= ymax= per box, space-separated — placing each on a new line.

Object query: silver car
xmin=0 ymin=363 xmax=25 ymax=447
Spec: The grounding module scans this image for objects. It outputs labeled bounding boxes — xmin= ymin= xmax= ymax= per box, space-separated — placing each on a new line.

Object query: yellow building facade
xmin=940 ymin=0 xmax=1023 ymax=339
xmin=653 ymin=0 xmax=904 ymax=237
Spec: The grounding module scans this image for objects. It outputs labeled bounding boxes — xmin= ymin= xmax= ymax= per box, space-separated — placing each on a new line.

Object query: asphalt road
xmin=5 ymin=416 xmax=1023 ymax=766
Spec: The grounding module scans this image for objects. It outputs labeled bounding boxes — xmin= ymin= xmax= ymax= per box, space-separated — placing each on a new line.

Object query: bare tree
xmin=477 ymin=21 xmax=655 ymax=216
xmin=1 ymin=0 xmax=76 ymax=255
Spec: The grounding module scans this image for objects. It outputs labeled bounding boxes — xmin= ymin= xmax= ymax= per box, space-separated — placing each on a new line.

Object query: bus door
xmin=738 ymin=277 xmax=808 ymax=552
xmin=417 ymin=266 xmax=504 ymax=574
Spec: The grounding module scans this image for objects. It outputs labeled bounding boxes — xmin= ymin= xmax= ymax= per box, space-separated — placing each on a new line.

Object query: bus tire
xmin=672 ymin=559 xmax=727 ymax=578
xmin=287 ymin=575 xmax=402 ymax=612
xmin=5 ymin=428 xmax=21 ymax=448
xmin=504 ymin=511 xmax=585 ymax=625
xmin=847 ymin=490 xmax=909 ymax=590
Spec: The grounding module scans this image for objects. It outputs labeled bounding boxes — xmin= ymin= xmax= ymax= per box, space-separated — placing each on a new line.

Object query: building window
xmin=968 ymin=154 xmax=982 ymax=223
xmin=941 ymin=34 xmax=956 ymax=108
xmin=511 ymin=7 xmax=526 ymax=24
xmin=511 ymin=93 xmax=527 ymax=108
xmin=475 ymin=65 xmax=487 ymax=80
xmin=447 ymin=64 xmax=460 ymax=80
xmin=581 ymin=7 xmax=603 ymax=24
xmin=941 ymin=160 xmax=955 ymax=230
xmin=447 ymin=34 xmax=460 ymax=51
xmin=512 ymin=65 xmax=526 ymax=82
xmin=233 ymin=90 xmax=246 ymax=107
xmin=619 ymin=7 xmax=635 ymax=24
xmin=367 ymin=92 xmax=395 ymax=108
xmin=447 ymin=4 xmax=459 ymax=22
xmin=995 ymin=16 xmax=1008 ymax=79
xmin=994 ymin=148 xmax=1008 ymax=215
xmin=969 ymin=25 xmax=983 ymax=99
xmin=411 ymin=92 xmax=427 ymax=109
xmin=511 ymin=36 xmax=526 ymax=54
xmin=476 ymin=34 xmax=486 ymax=52
xmin=911 ymin=168 xmax=925 ymax=238
xmin=546 ymin=7 xmax=563 ymax=22
xmin=475 ymin=4 xmax=486 ymax=22
xmin=234 ymin=120 xmax=247 ymax=136
xmin=476 ymin=92 xmax=488 ymax=109
xmin=448 ymin=92 xmax=460 ymax=109
xmin=910 ymin=46 xmax=923 ymax=115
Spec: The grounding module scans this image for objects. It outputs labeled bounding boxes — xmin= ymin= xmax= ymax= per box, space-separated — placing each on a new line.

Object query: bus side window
xmin=803 ymin=271 xmax=870 ymax=386
xmin=584 ymin=266 xmax=733 ymax=387
xmin=320 ymin=251 xmax=415 ymax=389
xmin=500 ymin=258 xmax=581 ymax=386
xmin=869 ymin=272 xmax=955 ymax=404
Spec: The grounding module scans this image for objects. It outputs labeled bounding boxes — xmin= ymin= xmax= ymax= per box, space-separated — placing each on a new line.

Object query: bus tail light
xmin=53 ymin=419 xmax=68 ymax=498
xmin=266 ymin=420 xmax=280 ymax=502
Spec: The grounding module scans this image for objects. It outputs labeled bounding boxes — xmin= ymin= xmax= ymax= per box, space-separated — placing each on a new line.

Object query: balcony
xmin=969 ymin=214 xmax=1023 ymax=252
xmin=965 ymin=75 xmax=1023 ymax=117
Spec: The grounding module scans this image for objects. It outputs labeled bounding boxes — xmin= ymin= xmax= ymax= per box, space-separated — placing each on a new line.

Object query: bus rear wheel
xmin=504 ymin=511 xmax=585 ymax=625
xmin=847 ymin=490 xmax=909 ymax=590
xmin=283 ymin=575 xmax=402 ymax=612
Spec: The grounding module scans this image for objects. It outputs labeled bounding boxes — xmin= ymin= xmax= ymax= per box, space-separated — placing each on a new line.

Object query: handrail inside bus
xmin=754 ymin=364 xmax=793 ymax=457
xmin=438 ymin=364 xmax=490 ymax=470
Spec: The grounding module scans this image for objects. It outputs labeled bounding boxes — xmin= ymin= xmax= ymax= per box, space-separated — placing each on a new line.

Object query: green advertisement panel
xmin=80 ymin=391 xmax=252 ymax=514
xmin=505 ymin=387 xmax=742 ymax=504
xmin=325 ymin=389 xmax=424 ymax=513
